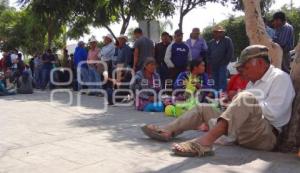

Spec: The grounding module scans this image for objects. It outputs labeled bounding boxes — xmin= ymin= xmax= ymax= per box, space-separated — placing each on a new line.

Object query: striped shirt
xmin=274 ymin=23 xmax=295 ymax=51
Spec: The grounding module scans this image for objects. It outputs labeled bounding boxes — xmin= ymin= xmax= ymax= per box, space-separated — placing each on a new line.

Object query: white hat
xmin=89 ymin=36 xmax=98 ymax=43
xmin=103 ymin=34 xmax=114 ymax=41
xmin=118 ymin=35 xmax=128 ymax=41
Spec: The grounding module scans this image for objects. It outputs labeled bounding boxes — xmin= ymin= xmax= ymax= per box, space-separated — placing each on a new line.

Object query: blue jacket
xmin=117 ymin=44 xmax=133 ymax=67
xmin=74 ymin=47 xmax=88 ymax=68
xmin=174 ymin=71 xmax=210 ymax=90
xmin=186 ymin=38 xmax=208 ymax=60
xmin=170 ymin=43 xmax=190 ymax=67
xmin=207 ymin=36 xmax=234 ymax=67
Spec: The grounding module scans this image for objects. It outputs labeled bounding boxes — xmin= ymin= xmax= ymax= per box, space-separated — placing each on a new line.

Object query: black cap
xmin=174 ymin=29 xmax=183 ymax=35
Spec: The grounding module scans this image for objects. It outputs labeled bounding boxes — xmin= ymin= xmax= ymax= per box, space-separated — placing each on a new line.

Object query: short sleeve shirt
xmin=133 ymin=36 xmax=154 ymax=68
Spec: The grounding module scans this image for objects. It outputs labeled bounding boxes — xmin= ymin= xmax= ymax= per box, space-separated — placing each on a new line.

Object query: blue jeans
xmin=212 ymin=65 xmax=228 ymax=92
xmin=88 ymin=66 xmax=101 ymax=90
xmin=77 ymin=67 xmax=89 ymax=91
xmin=40 ymin=65 xmax=52 ymax=89
xmin=34 ymin=67 xmax=42 ymax=88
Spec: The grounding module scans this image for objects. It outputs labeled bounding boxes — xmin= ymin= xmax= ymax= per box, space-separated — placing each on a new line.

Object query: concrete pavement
xmin=0 ymin=90 xmax=299 ymax=173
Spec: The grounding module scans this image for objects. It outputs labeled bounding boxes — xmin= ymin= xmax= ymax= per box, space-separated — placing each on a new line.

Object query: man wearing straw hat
xmin=87 ymin=36 xmax=102 ymax=93
xmin=207 ymin=25 xmax=234 ymax=92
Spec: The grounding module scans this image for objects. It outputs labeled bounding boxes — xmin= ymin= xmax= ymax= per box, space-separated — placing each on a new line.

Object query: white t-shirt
xmin=191 ymin=39 xmax=197 ymax=46
xmin=246 ymin=65 xmax=295 ymax=131
xmin=10 ymin=54 xmax=18 ymax=69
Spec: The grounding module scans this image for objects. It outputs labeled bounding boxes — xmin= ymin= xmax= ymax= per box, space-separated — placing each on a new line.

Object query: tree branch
xmin=103 ymin=24 xmax=117 ymax=40
xmin=120 ymin=0 xmax=126 ymax=21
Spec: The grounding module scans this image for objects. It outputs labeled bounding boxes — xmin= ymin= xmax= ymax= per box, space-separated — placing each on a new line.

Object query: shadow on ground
xmin=2 ymin=90 xmax=299 ymax=173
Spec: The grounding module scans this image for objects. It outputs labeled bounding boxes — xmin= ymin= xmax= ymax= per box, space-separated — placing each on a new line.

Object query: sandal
xmin=141 ymin=125 xmax=173 ymax=142
xmin=172 ymin=140 xmax=214 ymax=157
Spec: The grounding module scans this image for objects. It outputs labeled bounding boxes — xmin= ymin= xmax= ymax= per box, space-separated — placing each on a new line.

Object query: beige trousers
xmin=164 ymin=92 xmax=277 ymax=151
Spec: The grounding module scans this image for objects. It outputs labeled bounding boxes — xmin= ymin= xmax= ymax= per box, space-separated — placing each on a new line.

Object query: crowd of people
xmin=0 ymin=11 xmax=295 ymax=104
xmin=0 ymin=11 xmax=298 ymax=157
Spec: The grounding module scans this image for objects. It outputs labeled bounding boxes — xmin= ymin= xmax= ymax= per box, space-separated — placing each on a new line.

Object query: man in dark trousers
xmin=154 ymin=32 xmax=170 ymax=87
xmin=207 ymin=25 xmax=234 ymax=92
xmin=273 ymin=11 xmax=295 ymax=73
xmin=164 ymin=29 xmax=192 ymax=81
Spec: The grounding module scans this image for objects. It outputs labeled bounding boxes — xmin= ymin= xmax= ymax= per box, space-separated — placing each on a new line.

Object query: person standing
xmin=133 ymin=28 xmax=154 ymax=72
xmin=117 ymin=35 xmax=132 ymax=69
xmin=272 ymin=11 xmax=295 ymax=73
xmin=100 ymin=34 xmax=115 ymax=79
xmin=165 ymin=29 xmax=192 ymax=81
xmin=186 ymin=28 xmax=208 ymax=61
xmin=74 ymin=41 xmax=88 ymax=91
xmin=263 ymin=17 xmax=276 ymax=40
xmin=40 ymin=49 xmax=55 ymax=90
xmin=87 ymin=36 xmax=101 ymax=93
xmin=154 ymin=32 xmax=170 ymax=86
xmin=207 ymin=25 xmax=234 ymax=92
xmin=33 ymin=53 xmax=43 ymax=89
xmin=100 ymin=34 xmax=116 ymax=101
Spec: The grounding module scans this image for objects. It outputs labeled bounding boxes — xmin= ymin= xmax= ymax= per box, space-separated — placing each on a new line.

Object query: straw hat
xmin=212 ymin=25 xmax=225 ymax=32
xmin=89 ymin=36 xmax=98 ymax=43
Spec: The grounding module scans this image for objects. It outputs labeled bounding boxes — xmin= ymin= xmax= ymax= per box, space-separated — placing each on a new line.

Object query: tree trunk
xmin=243 ymin=0 xmax=300 ymax=153
xmin=120 ymin=16 xmax=131 ymax=35
xmin=242 ymin=0 xmax=282 ymax=69
xmin=277 ymin=39 xmax=300 ymax=152
xmin=104 ymin=25 xmax=117 ymax=41
xmin=178 ymin=13 xmax=184 ymax=31
xmin=178 ymin=0 xmax=186 ymax=31
xmin=47 ymin=17 xmax=53 ymax=49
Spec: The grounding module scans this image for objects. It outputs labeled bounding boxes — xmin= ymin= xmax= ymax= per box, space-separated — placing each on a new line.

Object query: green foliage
xmin=230 ymin=0 xmax=274 ymax=15
xmin=28 ymin=0 xmax=73 ymax=48
xmin=66 ymin=0 xmax=175 ymax=37
xmin=0 ymin=6 xmax=67 ymax=55
xmin=0 ymin=0 xmax=9 ymax=10
xmin=0 ymin=8 xmax=21 ymax=51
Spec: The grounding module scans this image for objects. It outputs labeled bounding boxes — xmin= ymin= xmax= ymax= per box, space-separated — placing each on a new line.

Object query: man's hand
xmin=220 ymin=97 xmax=230 ymax=110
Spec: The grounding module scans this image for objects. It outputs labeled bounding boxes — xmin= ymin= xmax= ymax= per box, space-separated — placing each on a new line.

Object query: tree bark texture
xmin=278 ymin=40 xmax=300 ymax=152
xmin=243 ymin=0 xmax=282 ymax=69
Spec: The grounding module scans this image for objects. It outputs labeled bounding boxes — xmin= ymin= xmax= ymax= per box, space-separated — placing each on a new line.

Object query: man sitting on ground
xmin=141 ymin=45 xmax=295 ymax=157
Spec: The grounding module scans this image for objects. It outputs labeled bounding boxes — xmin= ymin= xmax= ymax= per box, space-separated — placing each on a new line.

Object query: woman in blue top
xmin=173 ymin=59 xmax=210 ymax=101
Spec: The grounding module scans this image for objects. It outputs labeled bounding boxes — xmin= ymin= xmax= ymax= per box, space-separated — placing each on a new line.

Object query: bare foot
xmin=172 ymin=143 xmax=187 ymax=152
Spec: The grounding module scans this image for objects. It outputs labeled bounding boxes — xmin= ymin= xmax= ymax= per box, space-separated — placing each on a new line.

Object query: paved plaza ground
xmin=0 ymin=91 xmax=299 ymax=173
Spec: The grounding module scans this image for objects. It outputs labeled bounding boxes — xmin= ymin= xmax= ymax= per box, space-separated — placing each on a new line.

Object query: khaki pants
xmin=164 ymin=92 xmax=277 ymax=151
